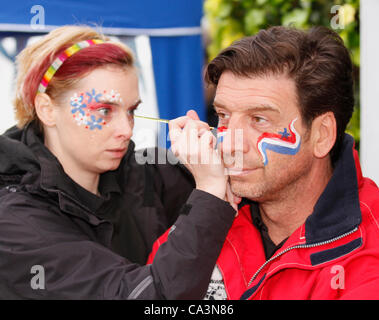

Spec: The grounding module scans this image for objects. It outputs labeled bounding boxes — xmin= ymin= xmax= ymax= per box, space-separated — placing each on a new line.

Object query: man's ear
xmin=34 ymin=93 xmax=56 ymax=127
xmin=310 ymin=112 xmax=337 ymax=159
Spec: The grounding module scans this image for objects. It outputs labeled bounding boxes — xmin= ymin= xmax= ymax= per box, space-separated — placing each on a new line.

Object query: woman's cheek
xmin=68 ymin=89 xmax=116 ymax=131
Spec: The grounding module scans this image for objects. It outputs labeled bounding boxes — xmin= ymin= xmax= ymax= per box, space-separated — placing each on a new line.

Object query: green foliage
xmin=204 ymin=0 xmax=360 ymax=147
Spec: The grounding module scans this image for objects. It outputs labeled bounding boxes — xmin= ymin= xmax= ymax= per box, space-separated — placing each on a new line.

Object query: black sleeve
xmin=0 ymin=190 xmax=235 ymax=299
xmin=150 ymin=148 xmax=196 ymax=227
xmin=148 ymin=189 xmax=235 ymax=299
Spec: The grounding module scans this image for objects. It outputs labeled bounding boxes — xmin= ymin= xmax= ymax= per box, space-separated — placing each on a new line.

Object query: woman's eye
xmin=127 ymin=109 xmax=135 ymax=117
xmin=97 ymin=108 xmax=112 ymax=117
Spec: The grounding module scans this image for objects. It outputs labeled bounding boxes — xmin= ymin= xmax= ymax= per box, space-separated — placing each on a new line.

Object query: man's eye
xmin=217 ymin=112 xmax=230 ymax=120
xmin=253 ymin=116 xmax=267 ymax=124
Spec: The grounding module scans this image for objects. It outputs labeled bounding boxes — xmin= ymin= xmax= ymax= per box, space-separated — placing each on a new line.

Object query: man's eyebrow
xmin=213 ymin=101 xmax=280 ymax=113
xmin=245 ymin=104 xmax=280 ymax=113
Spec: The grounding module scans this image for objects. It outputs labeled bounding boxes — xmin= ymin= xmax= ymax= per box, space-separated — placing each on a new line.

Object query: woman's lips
xmin=106 ymin=148 xmax=127 ymax=158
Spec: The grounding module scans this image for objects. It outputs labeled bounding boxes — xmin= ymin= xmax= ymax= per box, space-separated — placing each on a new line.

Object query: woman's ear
xmin=34 ymin=93 xmax=56 ymax=127
xmin=310 ymin=112 xmax=337 ymax=159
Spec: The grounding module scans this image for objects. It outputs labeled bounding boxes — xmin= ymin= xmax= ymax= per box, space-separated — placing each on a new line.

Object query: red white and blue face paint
xmin=257 ymin=118 xmax=301 ymax=166
xmin=216 ymin=126 xmax=228 ymax=147
xmin=69 ymin=88 xmax=123 ymax=130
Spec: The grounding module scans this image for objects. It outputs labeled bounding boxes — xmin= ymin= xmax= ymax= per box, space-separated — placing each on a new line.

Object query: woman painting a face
xmin=0 ymin=26 xmax=236 ymax=299
xmin=36 ymin=63 xmax=140 ymax=194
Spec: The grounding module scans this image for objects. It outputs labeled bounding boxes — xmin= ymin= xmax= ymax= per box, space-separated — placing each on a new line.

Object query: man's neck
xmin=258 ymin=160 xmax=333 ymax=245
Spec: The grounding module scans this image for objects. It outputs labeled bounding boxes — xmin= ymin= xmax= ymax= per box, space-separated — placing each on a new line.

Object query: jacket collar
xmin=304 ymin=134 xmax=361 ymax=244
xmin=238 ymin=133 xmax=362 ymax=244
xmin=0 ymin=125 xmax=40 ymax=176
xmin=21 ymin=121 xmax=132 ymax=215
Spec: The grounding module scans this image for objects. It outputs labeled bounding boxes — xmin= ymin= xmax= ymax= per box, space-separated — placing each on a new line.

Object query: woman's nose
xmin=113 ymin=113 xmax=133 ymax=140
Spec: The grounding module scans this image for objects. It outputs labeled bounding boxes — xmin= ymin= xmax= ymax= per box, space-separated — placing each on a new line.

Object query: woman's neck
xmin=65 ymin=167 xmax=100 ymax=195
xmin=45 ymin=137 xmax=100 ymax=196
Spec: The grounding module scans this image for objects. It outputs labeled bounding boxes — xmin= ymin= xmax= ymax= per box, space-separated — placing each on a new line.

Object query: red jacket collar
xmin=305 ymin=134 xmax=361 ymax=244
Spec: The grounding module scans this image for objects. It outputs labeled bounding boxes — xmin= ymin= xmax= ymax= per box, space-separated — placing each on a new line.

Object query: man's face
xmin=214 ymin=71 xmax=314 ymax=201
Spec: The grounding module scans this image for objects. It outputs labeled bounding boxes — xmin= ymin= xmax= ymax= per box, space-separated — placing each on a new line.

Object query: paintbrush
xmin=134 ymin=114 xmax=215 ymax=130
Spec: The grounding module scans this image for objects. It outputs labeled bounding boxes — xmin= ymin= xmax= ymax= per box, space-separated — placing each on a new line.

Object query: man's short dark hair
xmin=205 ymin=26 xmax=354 ymax=163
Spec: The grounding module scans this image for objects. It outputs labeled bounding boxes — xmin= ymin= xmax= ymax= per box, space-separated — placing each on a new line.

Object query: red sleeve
xmin=340 ymin=278 xmax=379 ymax=300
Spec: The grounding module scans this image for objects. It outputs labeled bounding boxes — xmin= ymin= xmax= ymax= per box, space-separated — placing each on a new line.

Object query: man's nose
xmin=221 ymin=118 xmax=249 ymax=156
xmin=221 ymin=117 xmax=249 ymax=168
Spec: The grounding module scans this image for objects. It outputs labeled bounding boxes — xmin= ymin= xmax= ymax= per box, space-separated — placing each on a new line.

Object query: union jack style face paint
xmin=216 ymin=126 xmax=228 ymax=147
xmin=257 ymin=118 xmax=301 ymax=166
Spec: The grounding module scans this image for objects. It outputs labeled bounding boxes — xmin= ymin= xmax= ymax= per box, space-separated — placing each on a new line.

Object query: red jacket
xmin=148 ymin=135 xmax=379 ymax=299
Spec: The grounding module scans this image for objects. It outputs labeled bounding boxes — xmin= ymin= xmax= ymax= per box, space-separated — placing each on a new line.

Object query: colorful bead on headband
xmin=37 ymin=39 xmax=105 ymax=94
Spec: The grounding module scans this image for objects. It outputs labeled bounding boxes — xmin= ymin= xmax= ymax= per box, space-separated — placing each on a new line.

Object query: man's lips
xmin=226 ymin=167 xmax=258 ymax=176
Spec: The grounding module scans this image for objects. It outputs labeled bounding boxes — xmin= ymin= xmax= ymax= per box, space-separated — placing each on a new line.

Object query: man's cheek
xmin=256 ymin=118 xmax=301 ymax=166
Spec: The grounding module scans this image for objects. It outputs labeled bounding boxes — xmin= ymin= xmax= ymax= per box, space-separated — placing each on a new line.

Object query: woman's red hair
xmin=14 ymin=26 xmax=134 ymax=128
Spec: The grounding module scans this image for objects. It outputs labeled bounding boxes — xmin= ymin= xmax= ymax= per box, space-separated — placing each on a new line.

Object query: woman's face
xmin=52 ymin=65 xmax=140 ymax=174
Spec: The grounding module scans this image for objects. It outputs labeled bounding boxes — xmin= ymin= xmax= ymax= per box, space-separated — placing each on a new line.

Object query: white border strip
xmin=361 ymin=0 xmax=379 ymax=184
xmin=0 ymin=23 xmax=202 ymax=37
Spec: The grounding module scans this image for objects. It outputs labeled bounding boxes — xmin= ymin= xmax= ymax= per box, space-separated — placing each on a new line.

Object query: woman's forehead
xmin=68 ymin=67 xmax=139 ymax=102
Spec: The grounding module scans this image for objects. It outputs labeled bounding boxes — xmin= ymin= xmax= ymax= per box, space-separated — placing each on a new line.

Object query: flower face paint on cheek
xmin=256 ymin=118 xmax=301 ymax=166
xmin=69 ymin=89 xmax=122 ymax=130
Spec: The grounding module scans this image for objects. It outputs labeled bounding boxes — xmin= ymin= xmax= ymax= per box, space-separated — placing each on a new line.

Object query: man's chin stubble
xmin=230 ymin=179 xmax=266 ymax=201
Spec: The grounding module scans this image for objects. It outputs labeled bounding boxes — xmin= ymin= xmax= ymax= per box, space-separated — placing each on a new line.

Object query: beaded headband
xmin=37 ymin=39 xmax=105 ymax=94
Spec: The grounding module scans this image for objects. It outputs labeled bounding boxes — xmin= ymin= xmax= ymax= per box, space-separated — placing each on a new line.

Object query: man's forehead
xmin=213 ymin=100 xmax=280 ymax=114
xmin=214 ymin=72 xmax=297 ymax=113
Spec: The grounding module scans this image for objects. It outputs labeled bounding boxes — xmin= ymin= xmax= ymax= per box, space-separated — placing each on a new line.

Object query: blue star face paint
xmin=256 ymin=118 xmax=301 ymax=166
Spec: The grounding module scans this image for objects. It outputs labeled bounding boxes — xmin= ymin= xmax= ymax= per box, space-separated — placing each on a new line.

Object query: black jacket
xmin=0 ymin=122 xmax=235 ymax=299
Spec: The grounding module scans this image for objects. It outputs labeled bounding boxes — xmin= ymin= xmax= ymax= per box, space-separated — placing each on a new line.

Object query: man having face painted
xmin=149 ymin=26 xmax=379 ymax=300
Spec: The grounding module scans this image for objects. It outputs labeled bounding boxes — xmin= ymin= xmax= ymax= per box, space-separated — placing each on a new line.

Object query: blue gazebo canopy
xmin=0 ymin=0 xmax=206 ymax=123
